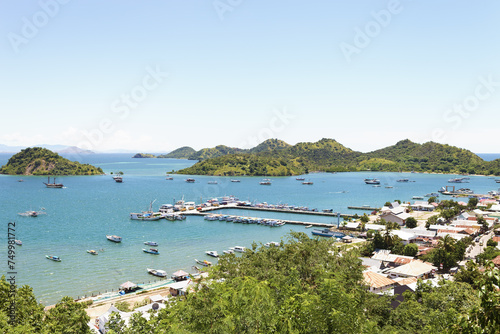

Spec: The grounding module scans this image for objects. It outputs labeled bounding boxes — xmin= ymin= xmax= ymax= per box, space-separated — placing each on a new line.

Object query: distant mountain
xmin=0 ymin=144 xmax=94 ymax=154
xmin=0 ymin=147 xmax=103 ymax=175
xmin=157 ymin=146 xmax=196 ymax=159
xmin=176 ymin=138 xmax=500 ymax=176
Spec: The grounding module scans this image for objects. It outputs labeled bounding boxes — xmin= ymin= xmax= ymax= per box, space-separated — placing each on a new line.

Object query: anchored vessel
xmin=43 ymin=177 xmax=63 ymax=188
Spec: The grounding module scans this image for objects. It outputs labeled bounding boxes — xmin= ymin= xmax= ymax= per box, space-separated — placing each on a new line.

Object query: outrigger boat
xmin=195 ymin=258 xmax=212 ymax=266
xmin=46 ymin=255 xmax=61 ymax=262
xmin=87 ymin=250 xmax=98 ymax=255
xmin=143 ymin=248 xmax=159 ymax=255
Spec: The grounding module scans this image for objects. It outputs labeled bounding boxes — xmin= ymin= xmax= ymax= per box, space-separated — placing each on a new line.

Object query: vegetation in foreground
xmin=2 ymin=232 xmax=498 ymax=333
xmin=0 ymin=147 xmax=104 ymax=176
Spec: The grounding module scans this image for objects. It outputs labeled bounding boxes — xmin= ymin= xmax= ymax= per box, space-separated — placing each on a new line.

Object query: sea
xmin=1 ymin=152 xmax=499 ymax=305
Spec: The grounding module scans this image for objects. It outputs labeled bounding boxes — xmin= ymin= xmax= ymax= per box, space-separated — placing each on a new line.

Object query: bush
xmin=486 ymin=239 xmax=498 ymax=248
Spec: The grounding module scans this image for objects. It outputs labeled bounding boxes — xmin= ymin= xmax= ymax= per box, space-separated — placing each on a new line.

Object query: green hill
xmin=0 ymin=147 xmax=104 ymax=175
xmin=176 ymin=139 xmax=500 ymax=176
xmin=189 ymin=145 xmax=244 ymax=161
xmin=248 ymin=138 xmax=291 ymax=153
xmin=132 ymin=153 xmax=156 ymax=158
xmin=157 ymin=146 xmax=196 ymax=159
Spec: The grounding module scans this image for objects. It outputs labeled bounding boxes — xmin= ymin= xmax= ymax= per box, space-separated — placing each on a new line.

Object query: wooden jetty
xmin=196 ymin=204 xmax=355 ymax=218
xmin=347 ymin=206 xmax=378 ymax=211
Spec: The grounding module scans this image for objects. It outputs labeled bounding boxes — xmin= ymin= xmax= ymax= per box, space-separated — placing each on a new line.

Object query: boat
xmin=364 ymin=178 xmax=380 ymax=185
xmin=205 ymin=250 xmax=219 ymax=258
xmin=112 ymin=176 xmax=123 ymax=183
xmin=233 ymin=246 xmax=246 ymax=253
xmin=296 ymin=177 xmax=305 ymax=181
xmin=223 ymin=249 xmax=234 ymax=255
xmin=448 ymin=177 xmax=469 ymax=183
xmin=311 ymin=228 xmax=345 ymax=238
xmin=195 ymin=258 xmax=212 ymax=266
xmin=185 ymin=178 xmax=195 ymax=183
xmin=18 ymin=179 xmax=24 ymax=182
xmin=456 ymin=188 xmax=474 ymax=194
xmin=165 ymin=176 xmax=173 ymax=180
xmin=43 ymin=177 xmax=63 ymax=188
xmin=18 ymin=210 xmax=46 ymax=217
xmin=302 ymin=181 xmax=314 ymax=185
xmin=46 ymin=255 xmax=61 ymax=262
xmin=143 ymin=248 xmax=159 ymax=255
xmin=385 ymin=186 xmax=393 ymax=188
xmin=106 ymin=235 xmax=122 ymax=243
xmin=130 ymin=200 xmax=162 ymax=221
xmin=14 ymin=240 xmax=22 ymax=246
xmin=231 ymin=179 xmax=241 ymax=182
xmin=396 ymin=179 xmax=409 ymax=182
xmin=144 ymin=241 xmax=158 ymax=246
xmin=208 ymin=181 xmax=218 ymax=184
xmin=373 ymin=185 xmax=381 ymax=187
xmin=305 ymin=225 xmax=313 ymax=228
xmin=259 ymin=178 xmax=271 ymax=185
xmin=87 ymin=250 xmax=98 ymax=255
xmin=438 ymin=187 xmax=447 ymax=193
xmin=496 ymin=179 xmax=500 ymax=183
xmin=147 ymin=268 xmax=168 ymax=277
xmin=412 ymin=196 xmax=424 ymax=200
xmin=264 ymin=241 xmax=280 ymax=247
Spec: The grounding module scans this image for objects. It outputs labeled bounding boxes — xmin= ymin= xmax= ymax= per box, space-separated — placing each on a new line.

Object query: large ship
xmin=43 ymin=177 xmax=63 ymax=188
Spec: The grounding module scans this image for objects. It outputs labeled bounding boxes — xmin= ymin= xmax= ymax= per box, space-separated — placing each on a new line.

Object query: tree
xmin=428 ymin=196 xmax=438 ymax=204
xmin=454 ymin=260 xmax=483 ymax=289
xmin=403 ymin=243 xmax=419 ymax=257
xmin=405 ymin=217 xmax=418 ymax=229
xmin=467 ymin=197 xmax=478 ymax=210
xmin=44 ymin=296 xmax=92 ymax=334
xmin=487 ymin=239 xmax=498 ymax=247
xmin=360 ymin=213 xmax=369 ymax=223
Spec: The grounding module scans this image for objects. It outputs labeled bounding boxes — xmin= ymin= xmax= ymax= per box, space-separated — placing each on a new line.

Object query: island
xmin=132 ymin=153 xmax=156 ymax=158
xmin=175 ymin=138 xmax=500 ymax=176
xmin=0 ymin=147 xmax=104 ymax=175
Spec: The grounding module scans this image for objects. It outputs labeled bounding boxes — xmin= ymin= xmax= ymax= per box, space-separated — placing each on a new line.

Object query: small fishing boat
xmin=412 ymin=196 xmax=424 ymax=200
xmin=396 ymin=179 xmax=409 ymax=182
xmin=18 ymin=210 xmax=46 ymax=217
xmin=165 ymin=176 xmax=173 ymax=180
xmin=195 ymin=258 xmax=212 ymax=266
xmin=208 ymin=180 xmax=218 ymax=184
xmin=43 ymin=177 xmax=63 ymax=188
xmin=259 ymin=178 xmax=271 ymax=185
xmin=18 ymin=179 xmax=24 ymax=182
xmin=305 ymin=225 xmax=313 ymax=228
xmin=302 ymin=181 xmax=313 ymax=185
xmin=46 ymin=255 xmax=61 ymax=262
xmin=231 ymin=179 xmax=240 ymax=182
xmin=14 ymin=240 xmax=22 ymax=246
xmin=147 ymin=268 xmax=168 ymax=277
xmin=130 ymin=200 xmax=162 ymax=221
xmin=185 ymin=178 xmax=195 ymax=183
xmin=205 ymin=250 xmax=219 ymax=258
xmin=296 ymin=177 xmax=305 ymax=181
xmin=106 ymin=235 xmax=122 ymax=243
xmin=144 ymin=241 xmax=158 ymax=246
xmin=143 ymin=248 xmax=159 ymax=255
xmin=87 ymin=250 xmax=98 ymax=255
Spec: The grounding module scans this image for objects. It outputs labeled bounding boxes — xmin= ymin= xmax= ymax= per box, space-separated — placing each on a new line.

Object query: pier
xmin=347 ymin=206 xmax=379 ymax=211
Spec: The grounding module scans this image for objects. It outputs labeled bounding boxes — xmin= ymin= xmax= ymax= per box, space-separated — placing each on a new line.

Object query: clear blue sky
xmin=1 ymin=0 xmax=499 ymax=153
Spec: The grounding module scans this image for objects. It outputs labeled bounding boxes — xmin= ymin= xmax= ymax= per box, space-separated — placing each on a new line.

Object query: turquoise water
xmin=1 ymin=153 xmax=499 ymax=305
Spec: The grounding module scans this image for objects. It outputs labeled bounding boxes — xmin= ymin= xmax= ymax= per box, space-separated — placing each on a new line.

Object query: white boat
xmin=147 ymin=268 xmax=168 ymax=277
xmin=208 ymin=181 xmax=218 ymax=184
xmin=18 ymin=210 xmax=46 ymax=217
xmin=364 ymin=178 xmax=380 ymax=185
xmin=302 ymin=181 xmax=313 ymax=185
xmin=106 ymin=235 xmax=122 ymax=243
xmin=205 ymin=250 xmax=219 ymax=258
xmin=144 ymin=241 xmax=158 ymax=246
xmin=112 ymin=176 xmax=123 ymax=183
xmin=264 ymin=241 xmax=280 ymax=247
xmin=46 ymin=255 xmax=61 ymax=262
xmin=296 ymin=177 xmax=305 ymax=181
xmin=14 ymin=240 xmax=22 ymax=246
xmin=87 ymin=250 xmax=98 ymax=255
xmin=223 ymin=249 xmax=234 ymax=255
xmin=233 ymin=246 xmax=246 ymax=253
xmin=231 ymin=179 xmax=241 ymax=183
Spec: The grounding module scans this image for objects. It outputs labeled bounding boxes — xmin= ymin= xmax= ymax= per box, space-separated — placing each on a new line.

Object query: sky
xmin=1 ymin=0 xmax=499 ymax=153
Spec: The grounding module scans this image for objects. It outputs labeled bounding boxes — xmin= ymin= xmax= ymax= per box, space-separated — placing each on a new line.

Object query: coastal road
xmin=465 ymin=230 xmax=494 ymax=260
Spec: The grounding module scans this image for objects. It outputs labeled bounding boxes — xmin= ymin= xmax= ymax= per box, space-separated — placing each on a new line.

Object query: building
xmin=386 ymin=260 xmax=437 ymax=279
xmin=363 ymin=270 xmax=397 ymax=293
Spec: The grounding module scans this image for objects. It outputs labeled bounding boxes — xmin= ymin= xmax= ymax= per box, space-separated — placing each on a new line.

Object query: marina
xmin=2 ymin=153 xmax=500 ymax=305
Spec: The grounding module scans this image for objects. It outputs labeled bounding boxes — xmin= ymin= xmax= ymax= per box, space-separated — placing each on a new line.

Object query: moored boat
xmin=106 ymin=235 xmax=122 ymax=243
xmin=87 ymin=250 xmax=98 ymax=255
xmin=195 ymin=258 xmax=212 ymax=266
xmin=223 ymin=249 xmax=234 ymax=255
xmin=296 ymin=177 xmax=305 ymax=181
xmin=46 ymin=255 xmax=61 ymax=262
xmin=14 ymin=240 xmax=22 ymax=246
xmin=144 ymin=241 xmax=158 ymax=246
xmin=311 ymin=228 xmax=345 ymax=238
xmin=147 ymin=268 xmax=168 ymax=277
xmin=264 ymin=241 xmax=280 ymax=247
xmin=302 ymin=181 xmax=313 ymax=185
xmin=185 ymin=178 xmax=195 ymax=183
xmin=259 ymin=178 xmax=271 ymax=185
xmin=233 ymin=246 xmax=246 ymax=252
xmin=112 ymin=176 xmax=123 ymax=183
xmin=143 ymin=248 xmax=159 ymax=255
xmin=231 ymin=179 xmax=240 ymax=182
xmin=205 ymin=250 xmax=219 ymax=258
